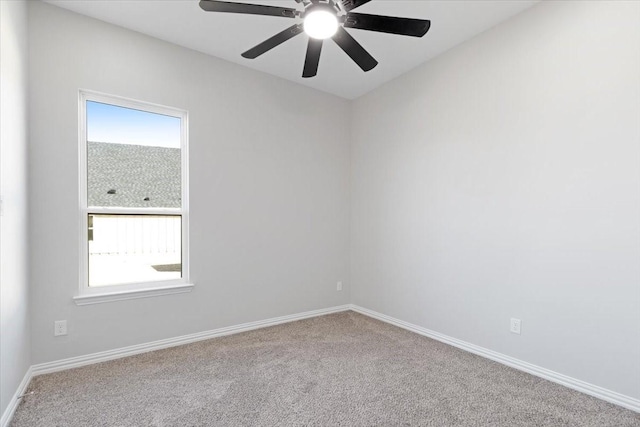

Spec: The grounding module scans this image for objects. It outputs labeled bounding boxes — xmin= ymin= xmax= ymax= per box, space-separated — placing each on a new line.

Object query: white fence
xmin=89 ymin=215 xmax=181 ymax=256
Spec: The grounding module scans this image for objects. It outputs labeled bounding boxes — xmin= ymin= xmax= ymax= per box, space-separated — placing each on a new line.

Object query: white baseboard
xmin=1 ymin=366 xmax=33 ymax=427
xmin=349 ymin=304 xmax=640 ymax=413
xmin=2 ymin=304 xmax=349 ymax=426
xmin=6 ymin=302 xmax=637 ymax=426
xmin=32 ymin=304 xmax=350 ymax=376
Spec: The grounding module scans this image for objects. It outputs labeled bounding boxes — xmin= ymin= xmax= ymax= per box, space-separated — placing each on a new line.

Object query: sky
xmin=87 ymin=101 xmax=181 ymax=148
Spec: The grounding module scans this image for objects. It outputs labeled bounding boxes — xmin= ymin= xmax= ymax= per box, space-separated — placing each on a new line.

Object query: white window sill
xmin=73 ymin=283 xmax=195 ymax=306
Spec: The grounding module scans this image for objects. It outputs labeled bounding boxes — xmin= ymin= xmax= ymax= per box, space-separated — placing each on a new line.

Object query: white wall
xmin=28 ymin=1 xmax=350 ymax=364
xmin=0 ymin=0 xmax=31 ymax=417
xmin=350 ymin=0 xmax=640 ymax=399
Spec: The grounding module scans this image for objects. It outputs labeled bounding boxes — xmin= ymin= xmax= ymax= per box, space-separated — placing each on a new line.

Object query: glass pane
xmin=86 ymin=101 xmax=181 ymax=208
xmin=88 ymin=214 xmax=182 ymax=287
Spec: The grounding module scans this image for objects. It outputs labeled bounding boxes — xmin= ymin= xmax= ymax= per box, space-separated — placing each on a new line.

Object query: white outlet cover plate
xmin=510 ymin=318 xmax=521 ymax=335
xmin=54 ymin=320 xmax=68 ymax=336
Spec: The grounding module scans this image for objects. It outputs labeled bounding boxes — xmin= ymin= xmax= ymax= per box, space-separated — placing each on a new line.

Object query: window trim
xmin=76 ymin=90 xmax=192 ymax=305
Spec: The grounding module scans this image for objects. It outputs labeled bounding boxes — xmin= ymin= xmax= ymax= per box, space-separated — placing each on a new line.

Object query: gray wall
xmin=28 ymin=1 xmax=350 ymax=364
xmin=19 ymin=0 xmax=640 ymax=408
xmin=0 ymin=0 xmax=31 ymax=417
xmin=350 ymin=0 xmax=640 ymax=399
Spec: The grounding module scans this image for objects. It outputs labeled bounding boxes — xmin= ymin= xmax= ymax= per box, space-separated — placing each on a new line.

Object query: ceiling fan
xmin=199 ymin=0 xmax=431 ymax=78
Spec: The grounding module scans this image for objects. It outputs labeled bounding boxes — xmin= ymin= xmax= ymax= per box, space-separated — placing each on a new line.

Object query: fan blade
xmin=332 ymin=27 xmax=377 ymax=72
xmin=199 ymin=0 xmax=297 ymax=18
xmin=302 ymin=38 xmax=323 ymax=78
xmin=344 ymin=13 xmax=431 ymax=37
xmin=242 ymin=25 xmax=304 ymax=59
xmin=341 ymin=0 xmax=371 ymax=12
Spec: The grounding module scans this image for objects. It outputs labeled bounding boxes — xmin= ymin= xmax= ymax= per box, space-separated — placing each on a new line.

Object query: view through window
xmin=84 ymin=97 xmax=186 ymax=287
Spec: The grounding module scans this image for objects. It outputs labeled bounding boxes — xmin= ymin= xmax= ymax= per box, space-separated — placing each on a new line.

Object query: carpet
xmin=11 ymin=311 xmax=640 ymax=426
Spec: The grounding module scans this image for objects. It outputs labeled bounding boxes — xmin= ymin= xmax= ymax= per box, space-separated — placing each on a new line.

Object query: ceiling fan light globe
xmin=304 ymin=10 xmax=338 ymax=40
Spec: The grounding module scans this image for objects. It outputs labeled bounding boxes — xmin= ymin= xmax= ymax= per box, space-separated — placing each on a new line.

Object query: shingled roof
xmin=88 ymin=141 xmax=181 ymax=208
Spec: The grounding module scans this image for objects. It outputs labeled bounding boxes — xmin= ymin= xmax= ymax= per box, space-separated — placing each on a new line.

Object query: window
xmin=75 ymin=91 xmax=192 ymax=305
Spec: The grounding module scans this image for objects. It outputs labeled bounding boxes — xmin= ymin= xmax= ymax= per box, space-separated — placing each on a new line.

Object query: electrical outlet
xmin=510 ymin=318 xmax=521 ymax=335
xmin=337 ymin=281 xmax=342 ymax=291
xmin=54 ymin=320 xmax=67 ymax=336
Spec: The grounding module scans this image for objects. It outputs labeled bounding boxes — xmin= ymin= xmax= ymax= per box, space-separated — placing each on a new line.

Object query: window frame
xmin=74 ymin=90 xmax=193 ymax=305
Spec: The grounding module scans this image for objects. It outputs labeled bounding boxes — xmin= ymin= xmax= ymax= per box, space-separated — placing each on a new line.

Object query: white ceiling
xmin=45 ymin=0 xmax=538 ymax=99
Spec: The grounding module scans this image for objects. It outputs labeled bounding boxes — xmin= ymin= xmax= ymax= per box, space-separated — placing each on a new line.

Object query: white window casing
xmin=75 ymin=90 xmax=193 ymax=305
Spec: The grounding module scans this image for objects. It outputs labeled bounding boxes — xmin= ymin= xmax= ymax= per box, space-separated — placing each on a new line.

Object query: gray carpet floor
xmin=11 ymin=311 xmax=640 ymax=426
